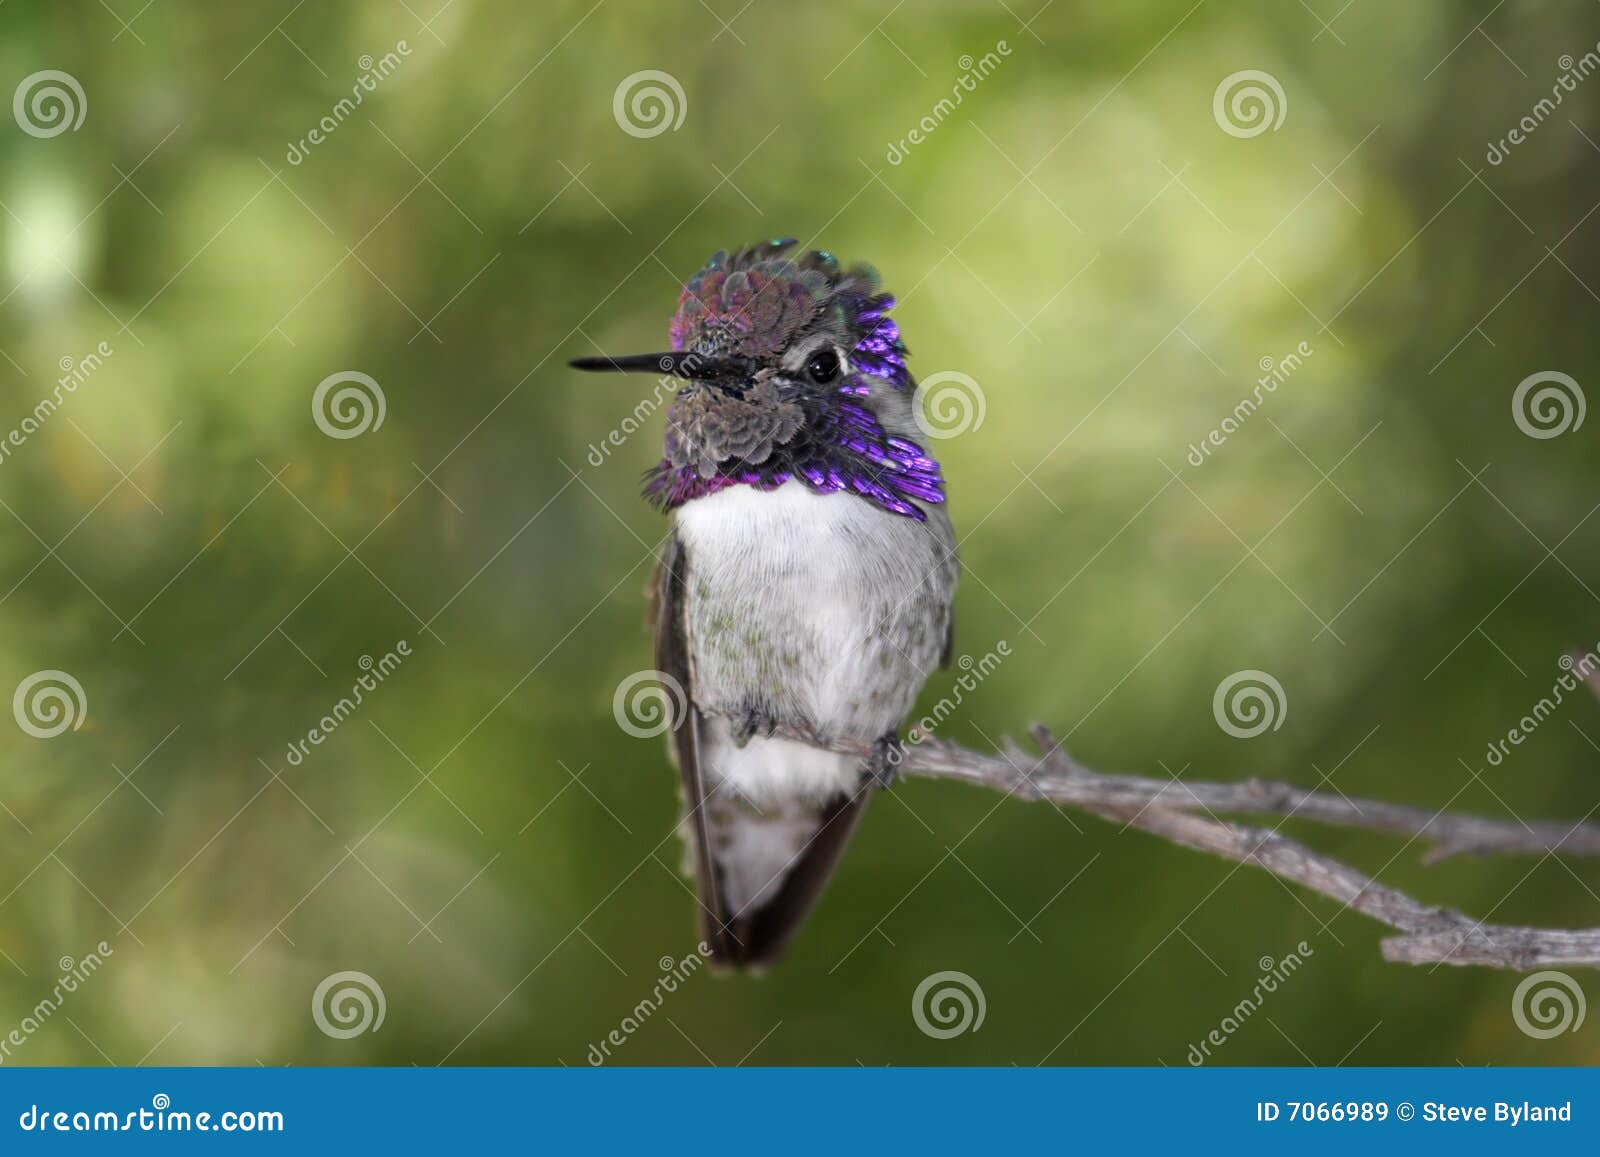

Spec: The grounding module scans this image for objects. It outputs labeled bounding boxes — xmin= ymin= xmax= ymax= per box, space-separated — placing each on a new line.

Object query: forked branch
xmin=889 ymin=725 xmax=1600 ymax=971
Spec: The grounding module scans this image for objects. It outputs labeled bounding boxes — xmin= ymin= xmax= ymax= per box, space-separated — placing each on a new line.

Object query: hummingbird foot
xmin=731 ymin=705 xmax=779 ymax=748
xmin=862 ymin=731 xmax=902 ymax=789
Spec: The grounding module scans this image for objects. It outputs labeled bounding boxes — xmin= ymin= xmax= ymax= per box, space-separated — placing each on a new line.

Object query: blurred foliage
xmin=0 ymin=0 xmax=1598 ymax=1066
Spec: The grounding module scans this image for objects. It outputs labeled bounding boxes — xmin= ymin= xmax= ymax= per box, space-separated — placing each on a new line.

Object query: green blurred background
xmin=0 ymin=0 xmax=1598 ymax=1066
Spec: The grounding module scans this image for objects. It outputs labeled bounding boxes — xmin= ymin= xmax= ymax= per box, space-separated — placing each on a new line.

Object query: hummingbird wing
xmin=652 ymin=529 xmax=737 ymax=962
xmin=651 ymin=528 xmax=874 ymax=968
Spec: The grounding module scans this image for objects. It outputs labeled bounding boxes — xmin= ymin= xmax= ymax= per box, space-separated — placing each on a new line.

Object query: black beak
xmin=569 ymin=351 xmax=737 ymax=380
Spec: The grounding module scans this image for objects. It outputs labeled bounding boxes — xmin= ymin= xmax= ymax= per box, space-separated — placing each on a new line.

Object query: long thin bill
xmin=568 ymin=352 xmax=707 ymax=378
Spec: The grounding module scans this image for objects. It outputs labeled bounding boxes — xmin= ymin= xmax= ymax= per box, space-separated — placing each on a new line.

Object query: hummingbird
xmin=572 ymin=239 xmax=958 ymax=968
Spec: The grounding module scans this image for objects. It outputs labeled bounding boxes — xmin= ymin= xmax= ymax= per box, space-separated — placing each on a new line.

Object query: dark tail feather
xmin=704 ymin=785 xmax=873 ymax=970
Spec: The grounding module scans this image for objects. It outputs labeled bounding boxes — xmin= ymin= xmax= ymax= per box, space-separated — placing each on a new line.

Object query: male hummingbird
xmin=572 ymin=240 xmax=958 ymax=968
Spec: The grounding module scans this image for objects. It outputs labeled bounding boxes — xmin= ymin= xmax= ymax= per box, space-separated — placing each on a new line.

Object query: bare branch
xmin=879 ymin=725 xmax=1600 ymax=972
xmin=900 ymin=727 xmax=1600 ymax=861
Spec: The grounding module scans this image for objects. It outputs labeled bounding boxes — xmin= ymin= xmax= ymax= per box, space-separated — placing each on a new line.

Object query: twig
xmin=902 ymin=727 xmax=1600 ymax=862
xmin=882 ymin=725 xmax=1600 ymax=971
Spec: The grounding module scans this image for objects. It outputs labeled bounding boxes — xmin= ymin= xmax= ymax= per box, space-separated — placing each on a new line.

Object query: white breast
xmin=673 ymin=481 xmax=952 ymax=805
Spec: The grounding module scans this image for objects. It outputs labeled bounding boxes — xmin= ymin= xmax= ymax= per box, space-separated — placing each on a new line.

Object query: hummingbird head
xmin=570 ymin=238 xmax=944 ymax=521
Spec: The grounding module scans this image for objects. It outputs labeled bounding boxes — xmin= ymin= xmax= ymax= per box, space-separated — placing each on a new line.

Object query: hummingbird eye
xmin=805 ymin=349 xmax=841 ymax=384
